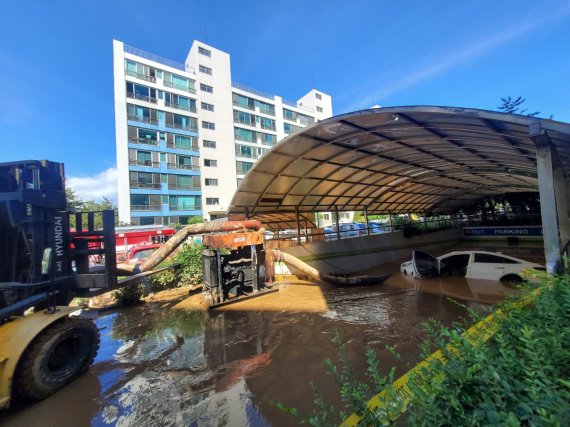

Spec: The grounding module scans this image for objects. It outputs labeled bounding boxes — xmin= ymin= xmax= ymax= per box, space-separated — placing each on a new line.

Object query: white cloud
xmin=339 ymin=5 xmax=570 ymax=112
xmin=67 ymin=167 xmax=118 ymax=203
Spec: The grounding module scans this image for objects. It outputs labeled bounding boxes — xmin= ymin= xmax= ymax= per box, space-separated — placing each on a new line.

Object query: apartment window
xmin=198 ymin=46 xmax=211 ymax=57
xmin=203 ymin=140 xmax=216 ymax=149
xmin=201 ymin=102 xmax=214 ymax=112
xmin=206 ymin=197 xmax=219 ymax=205
xmin=199 ymin=65 xmax=212 ymax=75
xmin=315 ymin=93 xmax=322 ymax=100
xmin=200 ymin=83 xmax=213 ymax=93
xmin=316 ymin=106 xmax=323 ymax=113
xmin=204 ymin=159 xmax=217 ymax=167
xmin=205 ymin=178 xmax=219 ymax=186
xmin=202 ymin=121 xmax=215 ymax=130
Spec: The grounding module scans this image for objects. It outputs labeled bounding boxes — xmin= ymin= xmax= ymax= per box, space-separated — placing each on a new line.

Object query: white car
xmin=400 ymin=250 xmax=544 ymax=282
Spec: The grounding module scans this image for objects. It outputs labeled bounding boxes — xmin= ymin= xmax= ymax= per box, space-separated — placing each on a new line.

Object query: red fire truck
xmin=115 ymin=225 xmax=175 ymax=262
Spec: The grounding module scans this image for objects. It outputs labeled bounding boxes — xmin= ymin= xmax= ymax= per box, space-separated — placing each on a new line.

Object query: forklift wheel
xmin=14 ymin=318 xmax=100 ymax=401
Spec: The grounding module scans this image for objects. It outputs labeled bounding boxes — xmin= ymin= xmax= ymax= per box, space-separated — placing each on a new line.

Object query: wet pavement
xmin=1 ymin=243 xmax=543 ymax=426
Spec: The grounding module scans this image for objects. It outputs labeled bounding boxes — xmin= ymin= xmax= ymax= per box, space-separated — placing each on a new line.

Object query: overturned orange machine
xmin=201 ymin=230 xmax=277 ymax=308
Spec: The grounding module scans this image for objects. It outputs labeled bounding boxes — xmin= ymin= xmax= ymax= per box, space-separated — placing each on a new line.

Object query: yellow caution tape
xmin=341 ymin=289 xmax=540 ymax=426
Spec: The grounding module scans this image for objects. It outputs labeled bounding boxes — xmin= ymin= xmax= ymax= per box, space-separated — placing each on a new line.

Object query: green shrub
xmin=406 ymin=276 xmax=570 ymax=426
xmin=113 ymin=282 xmax=145 ymax=306
xmin=150 ymin=241 xmax=204 ymax=291
xmin=279 ymin=274 xmax=570 ymax=426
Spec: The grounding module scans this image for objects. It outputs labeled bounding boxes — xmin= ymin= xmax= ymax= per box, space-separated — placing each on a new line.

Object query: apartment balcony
xmin=166 ymin=142 xmax=199 ymax=151
xmin=129 ymin=160 xmax=160 ymax=168
xmin=126 ymin=69 xmax=156 ymax=83
xmin=168 ymin=184 xmax=201 ymax=191
xmin=165 ymin=121 xmax=198 ymax=132
xmin=167 ymin=163 xmax=200 ymax=171
xmin=131 ymin=204 xmax=161 ymax=211
xmin=234 ymin=118 xmax=257 ymax=127
xmin=235 ymin=151 xmax=261 ymax=160
xmin=232 ymin=100 xmax=255 ymax=111
xmin=127 ymin=91 xmax=157 ymax=104
xmin=165 ymin=101 xmax=197 ymax=113
xmin=259 ymin=107 xmax=275 ymax=116
xmin=163 ymin=80 xmax=196 ymax=94
xmin=128 ymin=136 xmax=158 ymax=146
xmin=260 ymin=123 xmax=277 ymax=131
xmin=127 ymin=114 xmax=158 ymax=126
xmin=236 ymin=168 xmax=252 ymax=175
xmin=169 ymin=204 xmax=202 ymax=211
xmin=129 ymin=182 xmax=162 ymax=190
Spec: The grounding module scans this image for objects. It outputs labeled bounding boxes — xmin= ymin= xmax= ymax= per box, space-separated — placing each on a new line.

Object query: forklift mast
xmin=0 ymin=160 xmax=117 ymax=321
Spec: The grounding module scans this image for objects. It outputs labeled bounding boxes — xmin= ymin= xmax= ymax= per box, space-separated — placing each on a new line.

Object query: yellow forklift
xmin=0 ymin=160 xmax=147 ymax=408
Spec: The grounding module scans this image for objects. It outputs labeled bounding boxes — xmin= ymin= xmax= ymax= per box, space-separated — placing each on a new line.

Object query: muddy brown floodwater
xmin=1 ymin=243 xmax=543 ymax=427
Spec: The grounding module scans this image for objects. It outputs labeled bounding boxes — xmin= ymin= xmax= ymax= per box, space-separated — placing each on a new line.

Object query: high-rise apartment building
xmin=113 ymin=40 xmax=332 ymax=225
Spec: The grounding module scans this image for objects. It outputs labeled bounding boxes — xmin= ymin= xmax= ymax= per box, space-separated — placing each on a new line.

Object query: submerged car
xmin=400 ymin=250 xmax=544 ymax=282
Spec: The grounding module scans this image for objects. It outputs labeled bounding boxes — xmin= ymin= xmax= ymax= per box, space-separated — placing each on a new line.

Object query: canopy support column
xmin=364 ymin=209 xmax=369 ymax=235
xmin=335 ymin=206 xmax=340 ymax=240
xmin=532 ymin=124 xmax=569 ymax=273
xmin=295 ymin=207 xmax=301 ymax=246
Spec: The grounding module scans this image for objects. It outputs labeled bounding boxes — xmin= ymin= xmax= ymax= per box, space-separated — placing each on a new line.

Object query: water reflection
xmin=2 ymin=246 xmax=529 ymax=427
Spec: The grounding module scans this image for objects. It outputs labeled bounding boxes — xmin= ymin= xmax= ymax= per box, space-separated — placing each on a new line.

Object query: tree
xmin=65 ymin=188 xmax=122 ymax=228
xmin=497 ymin=96 xmax=540 ymax=117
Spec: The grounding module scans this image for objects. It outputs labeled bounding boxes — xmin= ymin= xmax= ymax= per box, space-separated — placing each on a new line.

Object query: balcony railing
xmin=232 ymin=82 xmax=275 ymax=101
xmin=236 ymin=168 xmax=252 ymax=175
xmin=124 ymin=44 xmax=187 ymax=72
xmin=127 ymin=114 xmax=158 ymax=125
xmin=261 ymin=123 xmax=277 ymax=131
xmin=168 ymin=184 xmax=201 ymax=191
xmin=131 ymin=204 xmax=161 ymax=211
xmin=165 ymin=101 xmax=197 ymax=113
xmin=259 ymin=107 xmax=276 ymax=116
xmin=163 ymin=80 xmax=196 ymax=94
xmin=234 ymin=117 xmax=257 ymax=127
xmin=232 ymin=100 xmax=255 ymax=111
xmin=129 ymin=160 xmax=160 ymax=168
xmin=126 ymin=69 xmax=156 ymax=83
xmin=235 ymin=151 xmax=260 ymax=160
xmin=127 ymin=92 xmax=157 ymax=104
xmin=128 ymin=137 xmax=158 ymax=146
xmin=129 ymin=182 xmax=162 ymax=189
xmin=165 ymin=121 xmax=198 ymax=132
xmin=167 ymin=163 xmax=200 ymax=171
xmin=166 ymin=142 xmax=199 ymax=151
xmin=169 ymin=204 xmax=202 ymax=211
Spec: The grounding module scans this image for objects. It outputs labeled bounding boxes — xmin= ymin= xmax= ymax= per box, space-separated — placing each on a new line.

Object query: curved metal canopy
xmin=228 ymin=106 xmax=570 ymax=228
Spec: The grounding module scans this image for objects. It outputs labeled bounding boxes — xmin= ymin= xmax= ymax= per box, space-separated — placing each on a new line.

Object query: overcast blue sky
xmin=1 ymin=0 xmax=569 ymax=200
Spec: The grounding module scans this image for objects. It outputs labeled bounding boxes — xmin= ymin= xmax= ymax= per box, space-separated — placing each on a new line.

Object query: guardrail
xmin=232 ymin=82 xmax=275 ymax=101
xmin=163 ymin=80 xmax=196 ymax=94
xmin=129 ymin=182 xmax=162 ymax=189
xmin=127 ymin=92 xmax=157 ymax=103
xmin=131 ymin=204 xmax=161 ymax=211
xmin=128 ymin=137 xmax=158 ymax=145
xmin=166 ymin=163 xmax=200 ymax=171
xmin=166 ymin=142 xmax=199 ymax=151
xmin=124 ymin=44 xmax=189 ymax=72
xmin=127 ymin=114 xmax=158 ymax=125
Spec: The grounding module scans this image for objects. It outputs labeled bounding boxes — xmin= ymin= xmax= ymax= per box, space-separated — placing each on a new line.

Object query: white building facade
xmin=113 ymin=40 xmax=332 ymax=225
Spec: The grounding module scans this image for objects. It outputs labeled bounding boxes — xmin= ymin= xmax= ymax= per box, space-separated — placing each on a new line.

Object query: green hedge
xmin=279 ymin=273 xmax=570 ymax=425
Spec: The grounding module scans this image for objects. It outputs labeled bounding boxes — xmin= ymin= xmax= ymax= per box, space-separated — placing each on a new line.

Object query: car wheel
xmin=500 ymin=274 xmax=523 ymax=284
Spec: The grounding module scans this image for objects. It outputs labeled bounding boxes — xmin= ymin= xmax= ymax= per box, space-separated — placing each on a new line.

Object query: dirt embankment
xmin=70 ymin=285 xmax=200 ymax=310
